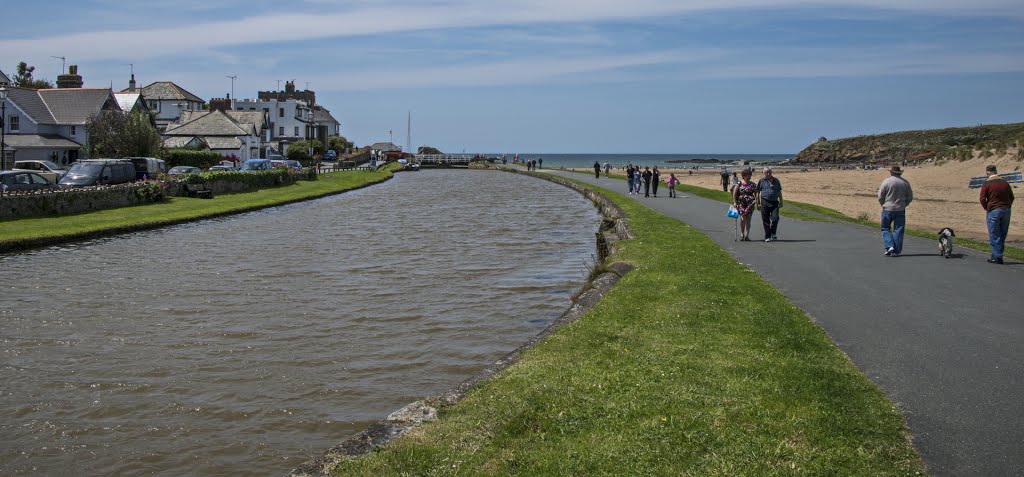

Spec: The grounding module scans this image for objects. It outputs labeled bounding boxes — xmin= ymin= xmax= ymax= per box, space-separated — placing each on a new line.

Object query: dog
xmin=938 ymin=227 xmax=956 ymax=258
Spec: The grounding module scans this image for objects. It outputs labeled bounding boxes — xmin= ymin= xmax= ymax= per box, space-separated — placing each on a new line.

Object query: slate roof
xmin=3 ymin=134 xmax=81 ymax=149
xmin=163 ymin=136 xmax=206 ymax=148
xmin=204 ymin=137 xmax=243 ymax=149
xmin=128 ymin=81 xmax=205 ymax=103
xmin=371 ymin=142 xmax=400 ymax=151
xmin=37 ymin=88 xmax=120 ymax=125
xmin=2 ymin=86 xmax=56 ymax=124
xmin=0 ymin=69 xmax=10 ymax=85
xmin=164 ymin=110 xmax=248 ymax=137
xmin=180 ymin=110 xmax=265 ymax=136
xmin=313 ymin=107 xmax=340 ymax=127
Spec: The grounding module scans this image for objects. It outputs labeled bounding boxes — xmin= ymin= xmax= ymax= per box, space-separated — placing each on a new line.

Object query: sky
xmin=2 ymin=0 xmax=1023 ymax=154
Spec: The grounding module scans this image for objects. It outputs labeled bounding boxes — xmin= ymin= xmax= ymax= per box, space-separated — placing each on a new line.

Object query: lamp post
xmin=0 ymin=86 xmax=8 ymax=171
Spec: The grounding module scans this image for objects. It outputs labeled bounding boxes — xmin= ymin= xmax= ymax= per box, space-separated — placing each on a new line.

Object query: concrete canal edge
xmin=288 ymin=167 xmax=636 ymax=477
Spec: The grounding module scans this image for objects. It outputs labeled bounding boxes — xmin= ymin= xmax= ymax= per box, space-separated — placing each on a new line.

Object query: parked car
xmin=126 ymin=157 xmax=167 ymax=180
xmin=207 ymin=165 xmax=236 ymax=172
xmin=13 ymin=160 xmax=68 ymax=182
xmin=323 ymin=150 xmax=337 ymax=161
xmin=167 ymin=166 xmax=202 ymax=177
xmin=280 ymin=160 xmax=303 ymax=172
xmin=239 ymin=159 xmax=273 ymax=172
xmin=0 ymin=170 xmax=60 ymax=192
xmin=59 ymin=159 xmax=136 ymax=187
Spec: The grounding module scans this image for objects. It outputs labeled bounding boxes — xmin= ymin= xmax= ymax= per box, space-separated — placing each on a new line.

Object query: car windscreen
xmin=39 ymin=160 xmax=63 ymax=171
xmin=60 ymin=163 xmax=104 ymax=184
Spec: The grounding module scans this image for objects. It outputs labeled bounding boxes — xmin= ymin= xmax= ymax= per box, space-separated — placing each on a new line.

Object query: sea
xmin=494 ymin=153 xmax=793 ymax=169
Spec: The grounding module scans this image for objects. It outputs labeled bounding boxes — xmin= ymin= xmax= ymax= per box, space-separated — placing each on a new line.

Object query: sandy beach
xmin=597 ymin=154 xmax=1023 ymax=245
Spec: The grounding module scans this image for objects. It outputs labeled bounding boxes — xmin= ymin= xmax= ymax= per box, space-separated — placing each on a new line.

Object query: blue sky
xmin=3 ymin=1 xmax=1023 ymax=154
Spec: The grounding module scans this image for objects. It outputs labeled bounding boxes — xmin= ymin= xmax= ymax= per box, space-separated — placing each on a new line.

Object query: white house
xmin=123 ymin=81 xmax=205 ymax=131
xmin=162 ymin=110 xmax=262 ymax=161
xmin=0 ymin=85 xmax=123 ymax=167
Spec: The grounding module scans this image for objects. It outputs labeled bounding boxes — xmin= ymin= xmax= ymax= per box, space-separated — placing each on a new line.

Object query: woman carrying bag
xmin=732 ymin=168 xmax=758 ymax=241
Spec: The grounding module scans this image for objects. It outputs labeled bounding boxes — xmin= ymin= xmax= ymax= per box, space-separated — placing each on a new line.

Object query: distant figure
xmin=979 ymin=164 xmax=1014 ymax=264
xmin=688 ymin=170 xmax=692 ymax=176
xmin=642 ymin=167 xmax=653 ymax=197
xmin=593 ymin=161 xmax=601 ymax=179
xmin=667 ymin=173 xmax=679 ymax=198
xmin=756 ymin=167 xmax=783 ymax=242
xmin=626 ymin=165 xmax=635 ymax=194
xmin=651 ymin=167 xmax=661 ymax=197
xmin=537 ymin=157 xmax=543 ymax=169
xmin=604 ymin=161 xmax=611 ymax=178
xmin=878 ymin=165 xmax=913 ymax=256
xmin=733 ymin=169 xmax=757 ymax=241
xmin=720 ymin=170 xmax=730 ymax=192
xmin=730 ymin=172 xmax=739 ymax=193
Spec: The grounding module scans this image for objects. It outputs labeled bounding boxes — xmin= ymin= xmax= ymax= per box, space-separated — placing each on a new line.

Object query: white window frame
xmin=9 ymin=115 xmax=19 ymax=132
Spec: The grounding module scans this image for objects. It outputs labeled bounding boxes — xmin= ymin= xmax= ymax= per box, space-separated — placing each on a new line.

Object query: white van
xmin=126 ymin=157 xmax=167 ymax=180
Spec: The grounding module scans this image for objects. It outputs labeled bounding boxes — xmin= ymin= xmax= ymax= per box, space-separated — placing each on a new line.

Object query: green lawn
xmin=327 ymin=180 xmax=924 ymax=476
xmin=0 ymin=167 xmax=396 ymax=252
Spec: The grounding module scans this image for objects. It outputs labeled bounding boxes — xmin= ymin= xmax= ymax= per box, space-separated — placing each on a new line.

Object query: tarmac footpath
xmin=543 ymin=169 xmax=1023 ymax=477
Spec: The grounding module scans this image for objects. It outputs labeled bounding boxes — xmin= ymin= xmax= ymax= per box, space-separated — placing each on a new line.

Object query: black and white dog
xmin=938 ymin=227 xmax=956 ymax=258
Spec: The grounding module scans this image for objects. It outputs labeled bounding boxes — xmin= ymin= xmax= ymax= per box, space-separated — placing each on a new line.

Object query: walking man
xmin=604 ymin=161 xmax=611 ymax=178
xmin=642 ymin=167 xmax=653 ymax=197
xmin=720 ymin=169 xmax=730 ymax=192
xmin=755 ymin=167 xmax=783 ymax=242
xmin=593 ymin=161 xmax=601 ymax=179
xmin=878 ymin=165 xmax=913 ymax=257
xmin=980 ymin=165 xmax=1014 ymax=264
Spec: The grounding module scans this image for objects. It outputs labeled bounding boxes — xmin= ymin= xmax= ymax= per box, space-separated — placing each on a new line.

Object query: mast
xmin=406 ymin=110 xmax=412 ymax=155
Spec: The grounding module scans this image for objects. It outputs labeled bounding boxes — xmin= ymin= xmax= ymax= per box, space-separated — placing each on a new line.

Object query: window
xmin=294 ymin=126 xmax=299 ymax=136
xmin=279 ymin=126 xmax=284 ymax=136
xmin=148 ymin=100 xmax=159 ymax=111
xmin=279 ymin=108 xmax=284 ymax=118
xmin=70 ymin=126 xmax=76 ymax=136
xmin=9 ymin=116 xmax=19 ymax=132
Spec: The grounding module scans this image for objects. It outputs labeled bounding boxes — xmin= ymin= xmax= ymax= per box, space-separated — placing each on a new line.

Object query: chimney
xmin=209 ymin=97 xmax=231 ymax=112
xmin=129 ymin=73 xmax=136 ymax=92
xmin=285 ymin=81 xmax=295 ymax=93
xmin=57 ymin=64 xmax=84 ymax=89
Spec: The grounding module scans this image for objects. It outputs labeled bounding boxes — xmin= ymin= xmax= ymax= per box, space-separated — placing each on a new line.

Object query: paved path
xmin=545 ymin=169 xmax=1023 ymax=477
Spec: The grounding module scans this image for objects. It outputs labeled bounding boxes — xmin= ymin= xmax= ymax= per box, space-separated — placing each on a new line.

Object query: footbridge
xmin=414 ymin=154 xmax=501 ymax=168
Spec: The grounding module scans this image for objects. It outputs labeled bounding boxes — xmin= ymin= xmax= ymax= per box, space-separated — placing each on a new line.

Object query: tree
xmin=418 ymin=146 xmax=443 ymax=155
xmin=327 ymin=135 xmax=353 ymax=154
xmin=85 ymin=110 xmax=162 ymax=158
xmin=286 ymin=140 xmax=323 ymax=163
xmin=13 ymin=62 xmax=54 ymax=89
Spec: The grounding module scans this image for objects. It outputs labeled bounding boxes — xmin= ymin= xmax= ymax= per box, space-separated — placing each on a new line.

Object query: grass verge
xmin=0 ymin=166 xmax=397 ymax=252
xmin=328 ymin=180 xmax=924 ymax=476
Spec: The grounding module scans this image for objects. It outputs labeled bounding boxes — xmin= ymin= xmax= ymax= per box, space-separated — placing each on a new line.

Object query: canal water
xmin=0 ymin=170 xmax=601 ymax=476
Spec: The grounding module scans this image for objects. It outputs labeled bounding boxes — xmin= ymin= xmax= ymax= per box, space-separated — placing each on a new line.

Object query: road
xmin=545 ymin=169 xmax=1023 ymax=477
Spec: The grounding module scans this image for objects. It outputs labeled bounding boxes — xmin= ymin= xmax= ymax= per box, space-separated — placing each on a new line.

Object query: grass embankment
xmin=794 ymin=122 xmax=1024 ymax=163
xmin=329 ymin=181 xmax=924 ymax=476
xmin=0 ymin=166 xmax=396 ymax=252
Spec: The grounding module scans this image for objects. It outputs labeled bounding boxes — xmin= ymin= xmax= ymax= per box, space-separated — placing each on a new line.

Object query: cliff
xmin=791 ymin=122 xmax=1024 ymax=164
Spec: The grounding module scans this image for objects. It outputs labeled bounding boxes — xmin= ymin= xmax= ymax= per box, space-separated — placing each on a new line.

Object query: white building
xmin=123 ymin=81 xmax=205 ymax=131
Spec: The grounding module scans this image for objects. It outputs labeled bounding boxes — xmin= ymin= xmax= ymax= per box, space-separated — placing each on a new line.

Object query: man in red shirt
xmin=979 ymin=165 xmax=1015 ymax=264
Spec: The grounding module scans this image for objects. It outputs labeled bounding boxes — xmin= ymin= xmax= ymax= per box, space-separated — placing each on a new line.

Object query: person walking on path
xmin=878 ymin=165 xmax=913 ymax=257
xmin=641 ymin=167 xmax=652 ymax=197
xmin=667 ymin=173 xmax=679 ymax=198
xmin=756 ymin=167 xmax=783 ymax=242
xmin=537 ymin=157 xmax=543 ymax=169
xmin=604 ymin=161 xmax=611 ymax=178
xmin=733 ymin=168 xmax=758 ymax=241
xmin=626 ymin=165 xmax=635 ymax=194
xmin=652 ymin=167 xmax=661 ymax=197
xmin=720 ymin=170 xmax=730 ymax=192
xmin=594 ymin=161 xmax=601 ymax=179
xmin=980 ymin=164 xmax=1014 ymax=264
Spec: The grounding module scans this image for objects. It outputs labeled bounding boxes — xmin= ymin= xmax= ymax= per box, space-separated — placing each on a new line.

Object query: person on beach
xmin=733 ymin=168 xmax=757 ymax=241
xmin=878 ymin=165 xmax=913 ymax=257
xmin=756 ymin=167 xmax=783 ymax=242
xmin=667 ymin=173 xmax=679 ymax=198
xmin=642 ymin=167 xmax=653 ymax=197
xmin=538 ymin=157 xmax=543 ymax=169
xmin=980 ymin=164 xmax=1014 ymax=264
xmin=594 ymin=161 xmax=601 ymax=178
xmin=604 ymin=161 xmax=611 ymax=178
xmin=721 ymin=170 xmax=730 ymax=192
xmin=652 ymin=167 xmax=661 ymax=197
xmin=730 ymin=172 xmax=739 ymax=193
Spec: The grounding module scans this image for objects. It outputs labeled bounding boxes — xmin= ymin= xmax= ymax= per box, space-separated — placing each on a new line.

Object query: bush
xmin=287 ymin=140 xmax=323 ymax=164
xmin=163 ymin=149 xmax=222 ymax=169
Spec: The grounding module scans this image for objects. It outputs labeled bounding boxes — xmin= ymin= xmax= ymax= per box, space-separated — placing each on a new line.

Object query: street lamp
xmin=0 ymin=86 xmax=8 ymax=171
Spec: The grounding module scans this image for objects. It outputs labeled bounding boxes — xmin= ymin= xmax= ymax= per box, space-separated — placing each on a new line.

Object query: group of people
xmin=592 ymin=161 xmax=613 ymax=178
xmin=878 ymin=164 xmax=1014 ymax=263
xmin=731 ymin=167 xmax=783 ymax=241
xmin=523 ymin=158 xmax=542 ymax=171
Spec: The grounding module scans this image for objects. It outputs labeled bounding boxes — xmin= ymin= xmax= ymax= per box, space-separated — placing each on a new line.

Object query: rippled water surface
xmin=0 ymin=170 xmax=600 ymax=476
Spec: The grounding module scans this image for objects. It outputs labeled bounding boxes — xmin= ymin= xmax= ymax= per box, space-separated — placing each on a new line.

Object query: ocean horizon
xmin=484 ymin=153 xmax=794 ymax=169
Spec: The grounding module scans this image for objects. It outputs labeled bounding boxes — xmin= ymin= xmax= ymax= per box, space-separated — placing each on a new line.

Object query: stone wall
xmin=0 ymin=184 xmax=159 ymax=219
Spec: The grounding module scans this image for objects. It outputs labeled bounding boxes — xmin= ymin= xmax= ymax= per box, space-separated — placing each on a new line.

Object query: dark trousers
xmin=652 ymin=181 xmax=659 ymax=196
xmin=595 ymin=168 xmax=600 ymax=178
xmin=644 ymin=180 xmax=651 ymax=197
xmin=761 ymin=201 xmax=780 ymax=238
